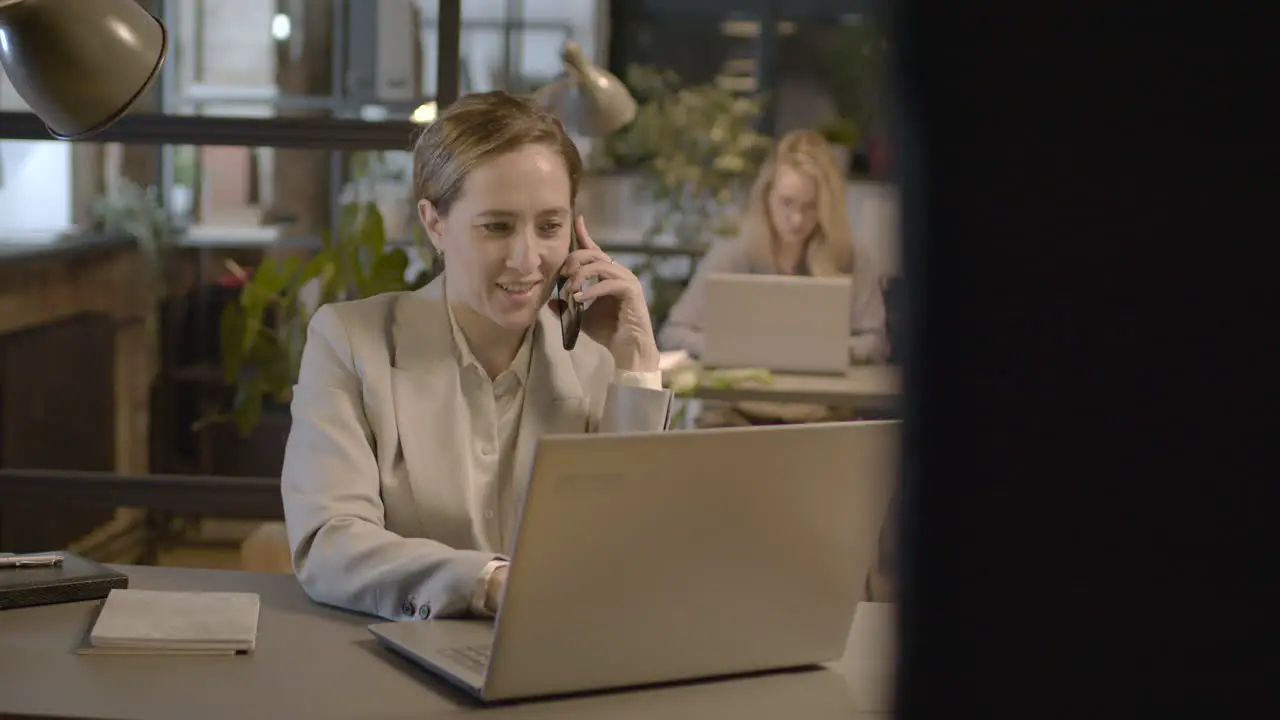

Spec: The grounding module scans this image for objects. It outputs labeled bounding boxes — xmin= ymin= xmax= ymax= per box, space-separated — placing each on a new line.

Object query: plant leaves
xmin=368 ymin=249 xmax=411 ymax=294
xmin=220 ymin=304 xmax=246 ymax=383
xmin=359 ymin=201 xmax=387 ymax=255
xmin=217 ymin=199 xmax=441 ymax=436
xmin=232 ymin=377 xmax=265 ymax=438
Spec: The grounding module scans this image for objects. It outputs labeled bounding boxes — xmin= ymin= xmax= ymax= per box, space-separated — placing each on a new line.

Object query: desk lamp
xmin=410 ymin=40 xmax=636 ymax=138
xmin=0 ymin=0 xmax=167 ymax=140
xmin=534 ymin=40 xmax=637 ymax=137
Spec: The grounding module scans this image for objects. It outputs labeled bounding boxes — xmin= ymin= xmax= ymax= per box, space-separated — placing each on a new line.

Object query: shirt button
xmin=401 ymin=599 xmax=415 ymax=617
xmin=480 ymin=443 xmax=495 ymax=456
xmin=484 ymin=510 xmax=495 ymax=520
xmin=418 ymin=603 xmax=431 ymax=619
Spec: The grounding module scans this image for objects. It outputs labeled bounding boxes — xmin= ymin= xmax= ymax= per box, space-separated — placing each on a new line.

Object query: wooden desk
xmin=0 ymin=566 xmax=894 ymax=719
xmin=673 ymin=364 xmax=902 ymax=413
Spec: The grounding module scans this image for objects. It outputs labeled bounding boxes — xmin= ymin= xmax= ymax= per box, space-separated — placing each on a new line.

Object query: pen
xmin=0 ymin=553 xmax=64 ymax=569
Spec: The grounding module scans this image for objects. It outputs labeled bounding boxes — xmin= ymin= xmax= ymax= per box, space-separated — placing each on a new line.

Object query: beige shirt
xmin=444 ymin=303 xmax=537 ymax=556
xmin=443 ymin=302 xmax=663 ymax=614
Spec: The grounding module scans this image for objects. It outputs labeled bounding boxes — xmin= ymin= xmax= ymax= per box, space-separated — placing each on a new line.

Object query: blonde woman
xmin=659 ymin=129 xmax=887 ymax=362
xmin=658 ymin=130 xmax=888 ymax=425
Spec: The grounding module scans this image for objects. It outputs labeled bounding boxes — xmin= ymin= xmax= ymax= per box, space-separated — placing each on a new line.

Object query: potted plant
xmin=588 ymin=65 xmax=773 ymax=326
xmin=87 ymin=179 xmax=175 ymax=371
xmin=594 ymin=65 xmax=772 ymax=247
xmin=578 ymin=65 xmax=678 ymax=240
xmin=344 ymin=150 xmax=416 ymax=241
xmin=820 ymin=117 xmax=862 ymax=176
xmin=217 ymin=201 xmax=436 ymax=439
xmin=86 ymin=179 xmax=189 ymax=478
xmin=169 ymin=145 xmax=199 ymax=223
xmin=823 ymin=17 xmax=888 ymax=178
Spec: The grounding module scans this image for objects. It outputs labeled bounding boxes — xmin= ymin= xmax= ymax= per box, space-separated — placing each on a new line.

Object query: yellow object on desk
xmin=666 ymin=361 xmax=900 ymax=413
xmin=668 ymin=365 xmax=774 ymax=396
xmin=668 ymin=366 xmax=774 ymax=427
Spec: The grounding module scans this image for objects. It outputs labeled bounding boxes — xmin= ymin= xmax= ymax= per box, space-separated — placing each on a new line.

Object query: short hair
xmin=411 ymin=91 xmax=585 ymax=215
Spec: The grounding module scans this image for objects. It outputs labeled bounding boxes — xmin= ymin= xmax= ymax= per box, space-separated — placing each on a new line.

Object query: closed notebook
xmin=0 ymin=552 xmax=128 ymax=611
xmin=82 ymin=588 xmax=260 ymax=655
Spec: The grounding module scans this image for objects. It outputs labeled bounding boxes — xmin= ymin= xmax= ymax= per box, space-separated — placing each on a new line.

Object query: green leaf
xmin=248 ymin=258 xmax=290 ymax=299
xmin=358 ymin=202 xmax=387 ymax=255
xmin=232 ymin=378 xmax=265 ymax=438
xmin=284 ymin=250 xmax=334 ymax=306
xmin=336 ymin=203 xmax=361 ymax=246
xmin=255 ymin=340 xmax=294 ymax=398
xmin=220 ymin=304 xmax=246 ymax=383
xmin=367 ymin=250 xmax=410 ymax=294
xmin=218 ymin=188 xmax=425 ymax=436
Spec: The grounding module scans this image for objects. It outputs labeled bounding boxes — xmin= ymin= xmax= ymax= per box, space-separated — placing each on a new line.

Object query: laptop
xmin=702 ymin=273 xmax=853 ymax=374
xmin=368 ymin=420 xmax=899 ymax=702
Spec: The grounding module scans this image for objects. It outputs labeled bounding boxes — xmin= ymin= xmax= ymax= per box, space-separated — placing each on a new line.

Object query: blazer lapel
xmin=510 ymin=307 xmax=589 ymax=529
xmin=388 ymin=278 xmax=475 ymax=542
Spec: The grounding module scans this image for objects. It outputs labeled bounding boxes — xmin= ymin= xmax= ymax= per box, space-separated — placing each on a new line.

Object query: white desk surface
xmin=0 ymin=566 xmax=895 ymax=720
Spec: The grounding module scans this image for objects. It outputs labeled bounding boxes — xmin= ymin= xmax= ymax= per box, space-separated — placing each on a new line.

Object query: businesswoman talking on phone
xmin=281 ymin=92 xmax=673 ymax=622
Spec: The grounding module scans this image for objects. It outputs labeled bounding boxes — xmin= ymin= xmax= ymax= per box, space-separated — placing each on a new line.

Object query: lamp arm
xmin=532 ymin=77 xmax=573 ymax=109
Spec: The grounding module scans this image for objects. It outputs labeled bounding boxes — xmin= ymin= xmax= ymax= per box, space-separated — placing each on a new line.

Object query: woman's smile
xmin=495 ymin=279 xmax=542 ymax=303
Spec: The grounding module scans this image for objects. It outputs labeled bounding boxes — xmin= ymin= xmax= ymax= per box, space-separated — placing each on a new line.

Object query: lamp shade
xmin=0 ymin=0 xmax=167 ymax=140
xmin=554 ymin=40 xmax=636 ymax=137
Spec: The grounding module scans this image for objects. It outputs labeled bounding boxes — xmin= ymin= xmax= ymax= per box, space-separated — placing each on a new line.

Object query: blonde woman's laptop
xmin=702 ymin=274 xmax=853 ymax=374
xmin=368 ymin=420 xmax=898 ymax=702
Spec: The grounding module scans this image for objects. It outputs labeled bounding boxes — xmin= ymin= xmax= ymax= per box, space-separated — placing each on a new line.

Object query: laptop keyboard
xmin=440 ymin=644 xmax=492 ymax=674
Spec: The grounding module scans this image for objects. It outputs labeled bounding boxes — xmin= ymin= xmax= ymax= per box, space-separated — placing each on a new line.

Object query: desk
xmin=672 ymin=364 xmax=902 ymax=413
xmin=0 ymin=566 xmax=894 ymax=720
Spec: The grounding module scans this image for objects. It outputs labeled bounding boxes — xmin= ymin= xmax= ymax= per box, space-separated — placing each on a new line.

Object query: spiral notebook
xmin=80 ymin=588 xmax=261 ymax=655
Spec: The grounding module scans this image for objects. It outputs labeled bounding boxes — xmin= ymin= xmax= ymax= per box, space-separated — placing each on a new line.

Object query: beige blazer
xmin=281 ymin=278 xmax=673 ymax=621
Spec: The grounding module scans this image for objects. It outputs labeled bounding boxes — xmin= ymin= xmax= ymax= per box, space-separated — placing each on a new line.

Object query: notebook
xmin=0 ymin=552 xmax=128 ymax=611
xmin=81 ymin=589 xmax=261 ymax=655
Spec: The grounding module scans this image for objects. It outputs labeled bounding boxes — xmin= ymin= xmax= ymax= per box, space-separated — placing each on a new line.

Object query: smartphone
xmin=557 ymin=225 xmax=583 ymax=351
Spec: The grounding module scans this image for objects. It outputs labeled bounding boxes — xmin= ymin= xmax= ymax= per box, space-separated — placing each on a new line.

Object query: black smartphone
xmin=557 ymin=225 xmax=582 ymax=350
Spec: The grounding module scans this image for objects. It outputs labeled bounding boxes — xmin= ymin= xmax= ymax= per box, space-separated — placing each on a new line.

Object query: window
xmin=608 ymin=1 xmax=887 ymax=145
xmin=1 ymin=0 xmax=606 ymax=242
xmin=1 ymin=69 xmax=126 ymax=240
xmin=161 ymin=0 xmax=601 ymax=114
xmin=168 ymin=0 xmax=602 ymax=238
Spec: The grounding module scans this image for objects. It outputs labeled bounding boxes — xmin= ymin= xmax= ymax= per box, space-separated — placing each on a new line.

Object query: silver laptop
xmin=702 ymin=274 xmax=852 ymax=374
xmin=368 ymin=421 xmax=899 ymax=702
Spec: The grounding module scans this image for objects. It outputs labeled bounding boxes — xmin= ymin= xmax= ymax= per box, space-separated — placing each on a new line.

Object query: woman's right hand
xmin=485 ymin=563 xmax=510 ymax=614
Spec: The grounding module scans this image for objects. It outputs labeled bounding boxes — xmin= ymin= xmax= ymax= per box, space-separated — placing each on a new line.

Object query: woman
xmin=281 ymin=92 xmax=673 ymax=621
xmin=659 ymin=129 xmax=887 ymax=362
xmin=658 ymin=130 xmax=888 ymax=427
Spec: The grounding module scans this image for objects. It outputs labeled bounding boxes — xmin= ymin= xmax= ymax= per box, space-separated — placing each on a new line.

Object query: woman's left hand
xmin=556 ymin=215 xmax=660 ymax=372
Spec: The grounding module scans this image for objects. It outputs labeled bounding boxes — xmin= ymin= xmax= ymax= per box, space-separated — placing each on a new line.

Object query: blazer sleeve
xmin=595 ymin=371 xmax=673 ymax=433
xmin=848 ymin=253 xmax=891 ymax=364
xmin=656 ymin=239 xmax=750 ymax=357
xmin=281 ymin=305 xmax=499 ymax=621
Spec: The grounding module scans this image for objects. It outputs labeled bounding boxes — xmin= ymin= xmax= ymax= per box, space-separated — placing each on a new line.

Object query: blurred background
xmin=0 ymin=0 xmax=898 ymax=570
